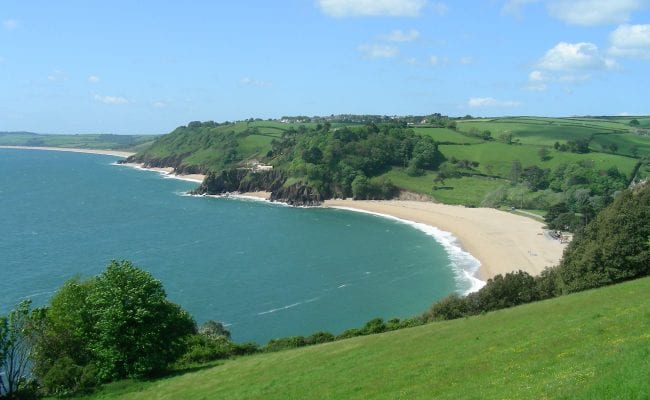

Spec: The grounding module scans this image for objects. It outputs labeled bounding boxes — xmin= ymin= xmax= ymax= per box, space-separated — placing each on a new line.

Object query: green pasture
xmin=438 ymin=143 xmax=639 ymax=178
xmin=0 ymin=132 xmax=155 ymax=151
xmin=78 ymin=277 xmax=650 ymax=400
xmin=413 ymin=127 xmax=483 ymax=144
xmin=382 ymin=169 xmax=505 ymax=206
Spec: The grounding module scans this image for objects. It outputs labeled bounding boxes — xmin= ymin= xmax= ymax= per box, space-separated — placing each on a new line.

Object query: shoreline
xmin=4 ymin=148 xmax=563 ymax=284
xmin=237 ymin=192 xmax=566 ymax=282
xmin=0 ymin=145 xmax=136 ymax=158
xmin=119 ymin=162 xmax=206 ymax=183
xmin=323 ymin=199 xmax=566 ymax=281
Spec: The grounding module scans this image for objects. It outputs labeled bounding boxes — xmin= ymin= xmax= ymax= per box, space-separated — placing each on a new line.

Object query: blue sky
xmin=2 ymin=0 xmax=650 ymax=134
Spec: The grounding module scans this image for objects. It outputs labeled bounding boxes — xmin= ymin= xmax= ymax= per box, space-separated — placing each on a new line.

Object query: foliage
xmin=198 ymin=320 xmax=230 ymax=339
xmin=263 ymin=336 xmax=307 ymax=353
xmin=87 ymin=261 xmax=196 ymax=380
xmin=0 ymin=300 xmax=38 ymax=399
xmin=558 ymin=183 xmax=650 ymax=292
xmin=426 ymin=183 xmax=650 ymax=323
xmin=177 ymin=335 xmax=237 ymax=365
xmin=31 ymin=261 xmax=196 ymax=396
xmin=423 ymin=271 xmax=540 ymax=321
xmin=78 ymin=277 xmax=650 ymax=400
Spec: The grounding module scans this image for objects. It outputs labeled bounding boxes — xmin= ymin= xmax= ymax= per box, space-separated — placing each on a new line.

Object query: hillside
xmin=81 ymin=276 xmax=650 ymax=399
xmin=125 ymin=115 xmax=650 ymax=227
xmin=0 ymin=131 xmax=156 ymax=152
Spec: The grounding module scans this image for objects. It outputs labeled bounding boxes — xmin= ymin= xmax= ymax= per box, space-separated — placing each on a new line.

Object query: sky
xmin=1 ymin=0 xmax=650 ymax=134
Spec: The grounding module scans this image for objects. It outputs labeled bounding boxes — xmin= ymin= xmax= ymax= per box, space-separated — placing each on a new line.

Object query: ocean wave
xmin=328 ymin=206 xmax=485 ymax=294
xmin=257 ymin=301 xmax=303 ymax=315
xmin=185 ymin=192 xmax=291 ymax=207
xmin=114 ymin=162 xmax=202 ymax=183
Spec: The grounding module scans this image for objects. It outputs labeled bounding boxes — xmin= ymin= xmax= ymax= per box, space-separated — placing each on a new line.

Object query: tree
xmin=608 ymin=143 xmax=618 ymax=154
xmin=87 ymin=260 xmax=196 ymax=380
xmin=0 ymin=300 xmax=37 ymax=398
xmin=481 ymin=130 xmax=492 ymax=141
xmin=499 ymin=133 xmax=513 ymax=144
xmin=510 ymin=160 xmax=523 ymax=184
xmin=351 ymin=174 xmax=370 ymax=199
xmin=629 ymin=118 xmax=640 ymax=126
xmin=537 ymin=147 xmax=551 ymax=161
xmin=522 ymin=165 xmax=549 ymax=191
xmin=199 ymin=320 xmax=230 ymax=339
xmin=31 ymin=278 xmax=96 ymax=396
xmin=559 ymin=183 xmax=650 ymax=292
xmin=32 ymin=261 xmax=196 ymax=395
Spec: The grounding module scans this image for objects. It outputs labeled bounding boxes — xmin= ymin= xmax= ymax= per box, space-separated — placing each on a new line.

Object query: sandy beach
xmin=1 ymin=146 xmax=208 ymax=183
xmin=3 ymin=144 xmax=564 ymax=282
xmin=0 ymin=145 xmax=136 ymax=158
xmin=119 ymin=163 xmax=206 ymax=183
xmin=241 ymin=192 xmax=566 ymax=281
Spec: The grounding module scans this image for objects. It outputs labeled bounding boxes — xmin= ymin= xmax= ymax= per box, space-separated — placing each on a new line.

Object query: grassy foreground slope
xmin=84 ymin=277 xmax=650 ymax=400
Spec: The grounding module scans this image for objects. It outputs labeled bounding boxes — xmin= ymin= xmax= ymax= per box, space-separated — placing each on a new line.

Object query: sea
xmin=0 ymin=148 xmax=479 ymax=343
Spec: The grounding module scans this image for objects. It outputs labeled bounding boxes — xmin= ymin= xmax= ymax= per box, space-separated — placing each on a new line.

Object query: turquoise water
xmin=1 ymin=149 xmax=463 ymax=343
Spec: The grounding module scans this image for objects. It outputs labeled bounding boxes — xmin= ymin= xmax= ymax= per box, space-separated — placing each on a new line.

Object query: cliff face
xmin=191 ymin=169 xmax=322 ymax=206
xmin=120 ymin=154 xmax=206 ymax=175
xmin=270 ymin=183 xmax=322 ymax=206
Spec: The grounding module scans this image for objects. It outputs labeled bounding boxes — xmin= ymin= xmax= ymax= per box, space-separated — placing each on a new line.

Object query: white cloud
xmin=468 ymin=97 xmax=521 ymax=107
xmin=529 ymin=70 xmax=546 ymax=81
xmin=557 ymin=74 xmax=591 ymax=83
xmin=460 ymin=56 xmax=475 ymax=65
xmin=240 ymin=77 xmax=272 ymax=87
xmin=501 ymin=0 xmax=540 ymax=16
xmin=547 ymin=0 xmax=648 ymax=26
xmin=317 ymin=0 xmax=427 ymax=17
xmin=431 ymin=2 xmax=449 ymax=15
xmin=47 ymin=70 xmax=68 ymax=82
xmin=94 ymin=94 xmax=129 ymax=105
xmin=609 ymin=24 xmax=650 ymax=58
xmin=429 ymin=55 xmax=448 ymax=66
xmin=538 ymin=42 xmax=618 ymax=71
xmin=525 ymin=70 xmax=548 ymax=91
xmin=384 ymin=29 xmax=420 ymax=42
xmin=359 ymin=44 xmax=400 ymax=58
xmin=502 ymin=0 xmax=649 ymax=25
xmin=2 ymin=19 xmax=19 ymax=31
xmin=88 ymin=75 xmax=100 ymax=83
xmin=153 ymin=101 xmax=167 ymax=108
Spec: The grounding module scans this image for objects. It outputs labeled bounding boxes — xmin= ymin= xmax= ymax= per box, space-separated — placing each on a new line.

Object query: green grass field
xmin=0 ymin=132 xmax=156 ymax=151
xmin=438 ymin=142 xmax=639 ymax=178
xmin=413 ymin=127 xmax=484 ymax=144
xmin=78 ymin=277 xmax=650 ymax=400
xmin=382 ymin=169 xmax=505 ymax=206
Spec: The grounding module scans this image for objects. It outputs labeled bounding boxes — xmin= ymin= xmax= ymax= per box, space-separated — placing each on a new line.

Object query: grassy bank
xmin=79 ymin=276 xmax=650 ymax=399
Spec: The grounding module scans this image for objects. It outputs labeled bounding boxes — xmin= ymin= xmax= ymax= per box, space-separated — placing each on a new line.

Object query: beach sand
xmin=0 ymin=145 xmax=136 ymax=158
xmin=119 ymin=163 xmax=206 ymax=183
xmin=241 ymin=192 xmax=566 ymax=281
xmin=3 ymin=145 xmax=564 ymax=281
xmin=1 ymin=146 xmax=208 ymax=183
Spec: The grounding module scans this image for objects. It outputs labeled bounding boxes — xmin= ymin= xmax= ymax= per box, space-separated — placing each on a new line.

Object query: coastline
xmin=119 ymin=162 xmax=206 ymax=183
xmin=238 ymin=192 xmax=566 ymax=282
xmin=0 ymin=145 xmax=136 ymax=158
xmin=4 ymin=147 xmax=562 ymax=284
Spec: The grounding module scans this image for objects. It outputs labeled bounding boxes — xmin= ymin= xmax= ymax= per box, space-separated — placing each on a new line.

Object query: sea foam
xmin=328 ymin=206 xmax=485 ymax=294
